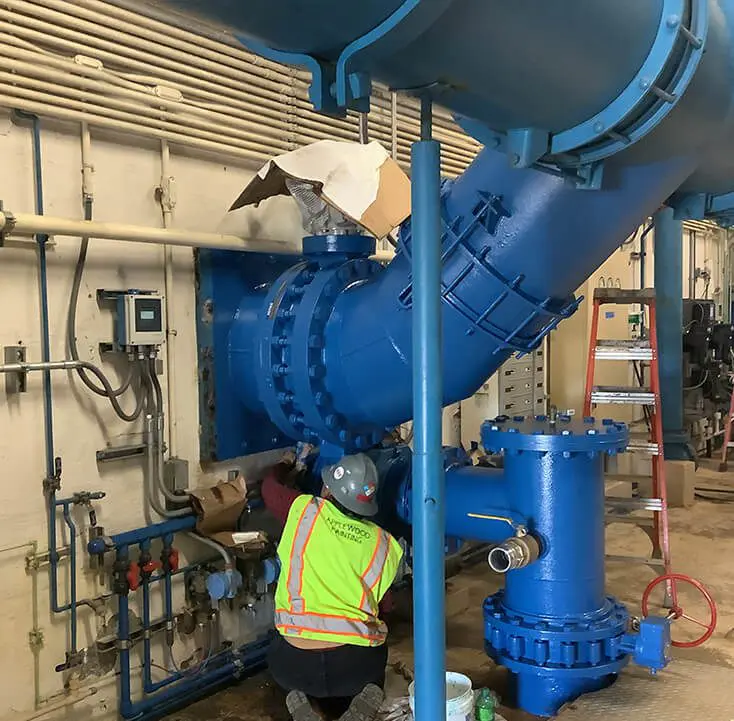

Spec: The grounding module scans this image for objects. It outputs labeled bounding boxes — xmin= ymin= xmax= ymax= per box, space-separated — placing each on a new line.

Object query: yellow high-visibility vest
xmin=274 ymin=495 xmax=403 ymax=647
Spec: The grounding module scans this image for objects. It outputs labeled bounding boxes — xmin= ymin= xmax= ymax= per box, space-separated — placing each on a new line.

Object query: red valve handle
xmin=168 ymin=548 xmax=180 ymax=573
xmin=142 ymin=559 xmax=162 ymax=575
xmin=126 ymin=561 xmax=141 ymax=591
xmin=642 ymin=573 xmax=717 ymax=648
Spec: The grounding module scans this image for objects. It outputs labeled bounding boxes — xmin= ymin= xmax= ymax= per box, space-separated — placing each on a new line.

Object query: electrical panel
xmin=460 ymin=345 xmax=547 ymax=451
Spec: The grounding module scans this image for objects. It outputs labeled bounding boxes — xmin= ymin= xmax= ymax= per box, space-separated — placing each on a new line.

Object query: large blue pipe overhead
xmin=160 ymin=1 xmax=734 ymax=189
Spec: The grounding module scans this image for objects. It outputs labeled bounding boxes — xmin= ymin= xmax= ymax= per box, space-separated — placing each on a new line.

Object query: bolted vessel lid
xmin=480 ymin=414 xmax=628 ymax=456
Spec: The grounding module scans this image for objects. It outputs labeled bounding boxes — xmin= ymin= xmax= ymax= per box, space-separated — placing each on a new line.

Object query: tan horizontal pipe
xmin=0 ymin=211 xmax=395 ymax=262
xmin=1 ymin=211 xmax=292 ymax=253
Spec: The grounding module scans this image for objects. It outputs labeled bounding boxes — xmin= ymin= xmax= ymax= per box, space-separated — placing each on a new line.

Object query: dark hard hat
xmin=321 ymin=453 xmax=379 ymax=517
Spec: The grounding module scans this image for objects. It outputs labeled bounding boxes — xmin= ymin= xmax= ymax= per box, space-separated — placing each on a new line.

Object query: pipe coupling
xmin=0 ymin=205 xmax=16 ymax=242
xmin=487 ymin=534 xmax=540 ymax=574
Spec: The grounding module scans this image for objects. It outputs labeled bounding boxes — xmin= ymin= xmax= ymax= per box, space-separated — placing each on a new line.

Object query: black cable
xmin=684 ymin=370 xmax=710 ymax=391
xmin=67 ymin=197 xmax=134 ymax=398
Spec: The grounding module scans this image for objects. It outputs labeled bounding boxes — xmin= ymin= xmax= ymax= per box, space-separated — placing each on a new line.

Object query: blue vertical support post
xmin=411 ymin=96 xmax=446 ymax=721
xmin=653 ymin=208 xmax=692 ymax=460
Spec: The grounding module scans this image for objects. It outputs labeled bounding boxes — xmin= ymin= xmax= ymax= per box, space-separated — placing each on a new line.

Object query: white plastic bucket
xmin=408 ymin=672 xmax=474 ymax=721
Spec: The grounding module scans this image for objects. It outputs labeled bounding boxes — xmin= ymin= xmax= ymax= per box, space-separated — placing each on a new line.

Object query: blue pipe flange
xmin=552 ymin=0 xmax=708 ymax=165
xmin=484 ymin=593 xmax=631 ymax=678
xmin=481 ymin=415 xmax=629 ymax=457
xmin=256 ymin=255 xmax=384 ymax=449
xmin=456 ymin=0 xmax=708 ymax=171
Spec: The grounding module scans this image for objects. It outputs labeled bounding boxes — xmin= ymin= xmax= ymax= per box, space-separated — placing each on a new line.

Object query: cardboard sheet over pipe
xmin=229 ymin=140 xmax=411 ymax=239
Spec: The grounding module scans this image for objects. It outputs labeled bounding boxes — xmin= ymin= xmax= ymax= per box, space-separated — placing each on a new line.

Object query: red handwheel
xmin=642 ymin=573 xmax=717 ymax=648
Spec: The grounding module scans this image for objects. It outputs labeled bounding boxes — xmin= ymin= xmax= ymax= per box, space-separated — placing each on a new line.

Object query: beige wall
xmin=0 ymin=113 xmax=302 ymax=717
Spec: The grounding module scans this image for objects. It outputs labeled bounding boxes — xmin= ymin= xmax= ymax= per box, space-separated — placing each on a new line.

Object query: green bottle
xmin=474 ymin=688 xmax=495 ymax=721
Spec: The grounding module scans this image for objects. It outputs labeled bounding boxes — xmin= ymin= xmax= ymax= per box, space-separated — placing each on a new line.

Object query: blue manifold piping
xmin=116 ymin=575 xmax=268 ymax=720
xmin=111 ymin=519 xmax=266 ymax=719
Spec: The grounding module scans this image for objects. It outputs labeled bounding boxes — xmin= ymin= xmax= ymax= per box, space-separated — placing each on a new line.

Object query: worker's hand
xmin=280 ymin=450 xmax=297 ymax=466
xmin=270 ymin=455 xmax=301 ymax=489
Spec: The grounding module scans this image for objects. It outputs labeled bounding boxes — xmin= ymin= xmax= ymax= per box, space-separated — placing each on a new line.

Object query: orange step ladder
xmin=584 ymin=288 xmax=672 ymax=582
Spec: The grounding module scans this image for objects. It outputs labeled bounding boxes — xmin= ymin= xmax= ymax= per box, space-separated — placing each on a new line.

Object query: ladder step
xmin=627 ymin=437 xmax=660 ymax=455
xmin=606 ymin=497 xmax=664 ymax=512
xmin=606 ymin=554 xmax=666 ymax=568
xmin=593 ymin=287 xmax=656 ymax=304
xmin=605 ymin=473 xmax=651 ymax=484
xmin=592 ymin=386 xmax=656 ymax=405
xmin=604 ymin=514 xmax=657 ymax=528
xmin=594 ymin=339 xmax=653 ymax=361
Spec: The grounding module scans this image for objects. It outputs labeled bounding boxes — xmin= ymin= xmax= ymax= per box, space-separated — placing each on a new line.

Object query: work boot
xmin=337 ymin=684 xmax=385 ymax=721
xmin=286 ymin=690 xmax=321 ymax=721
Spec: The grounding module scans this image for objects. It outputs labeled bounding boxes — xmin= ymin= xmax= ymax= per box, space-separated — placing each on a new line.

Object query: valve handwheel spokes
xmin=642 ymin=573 xmax=717 ymax=648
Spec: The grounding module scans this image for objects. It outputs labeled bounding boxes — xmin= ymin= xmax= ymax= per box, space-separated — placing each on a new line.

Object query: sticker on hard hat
xmin=333 ymin=466 xmax=345 ymax=480
xmin=356 ymin=483 xmax=376 ymax=502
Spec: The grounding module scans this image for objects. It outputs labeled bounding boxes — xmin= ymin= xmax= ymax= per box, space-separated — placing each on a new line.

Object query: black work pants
xmin=268 ymin=632 xmax=388 ymax=709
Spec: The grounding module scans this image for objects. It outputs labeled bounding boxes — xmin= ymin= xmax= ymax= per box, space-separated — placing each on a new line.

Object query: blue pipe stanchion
xmin=653 ymin=208 xmax=693 ymax=460
xmin=410 ymin=101 xmax=446 ymax=721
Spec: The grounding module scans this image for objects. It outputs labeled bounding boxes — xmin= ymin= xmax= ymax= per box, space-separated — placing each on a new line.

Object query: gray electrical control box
xmin=117 ymin=293 xmax=165 ymax=347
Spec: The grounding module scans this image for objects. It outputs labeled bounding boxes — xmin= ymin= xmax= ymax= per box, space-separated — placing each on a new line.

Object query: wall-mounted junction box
xmin=117 ymin=293 xmax=165 ymax=347
xmin=98 ymin=290 xmax=166 ymax=351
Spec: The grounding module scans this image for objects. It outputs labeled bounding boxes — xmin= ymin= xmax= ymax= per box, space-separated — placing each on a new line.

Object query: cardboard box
xmin=190 ymin=476 xmax=265 ymax=548
xmin=230 ymin=140 xmax=411 ymax=240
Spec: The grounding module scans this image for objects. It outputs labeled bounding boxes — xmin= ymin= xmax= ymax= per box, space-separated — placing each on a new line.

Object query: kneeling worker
xmin=264 ymin=453 xmax=403 ymax=721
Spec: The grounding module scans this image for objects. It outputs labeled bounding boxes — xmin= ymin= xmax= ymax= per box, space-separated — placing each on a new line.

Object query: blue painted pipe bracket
xmin=671 ymin=191 xmax=734 ymax=226
xmin=397 ymin=192 xmax=581 ymax=354
xmin=457 ymin=0 xmax=708 ymax=180
xmin=238 ymin=0 xmax=453 ymax=115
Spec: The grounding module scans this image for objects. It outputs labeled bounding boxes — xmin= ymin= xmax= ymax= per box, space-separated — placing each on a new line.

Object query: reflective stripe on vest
xmin=285 ymin=497 xmax=322 ymax=613
xmin=274 ymin=609 xmax=387 ymax=642
xmin=359 ymin=529 xmax=391 ymax=613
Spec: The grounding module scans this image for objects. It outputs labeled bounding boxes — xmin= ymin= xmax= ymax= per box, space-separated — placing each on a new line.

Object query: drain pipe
xmin=410 ymin=97 xmax=445 ymax=721
xmin=158 ymin=140 xmax=179 ymax=458
xmin=19 ymin=111 xmax=82 ymax=659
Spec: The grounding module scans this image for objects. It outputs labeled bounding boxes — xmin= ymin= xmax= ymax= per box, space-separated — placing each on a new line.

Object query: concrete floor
xmin=168 ymin=461 xmax=734 ymax=721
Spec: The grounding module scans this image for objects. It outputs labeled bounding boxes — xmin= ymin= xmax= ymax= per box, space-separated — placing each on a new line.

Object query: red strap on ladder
xmin=719 ymin=386 xmax=734 ymax=471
